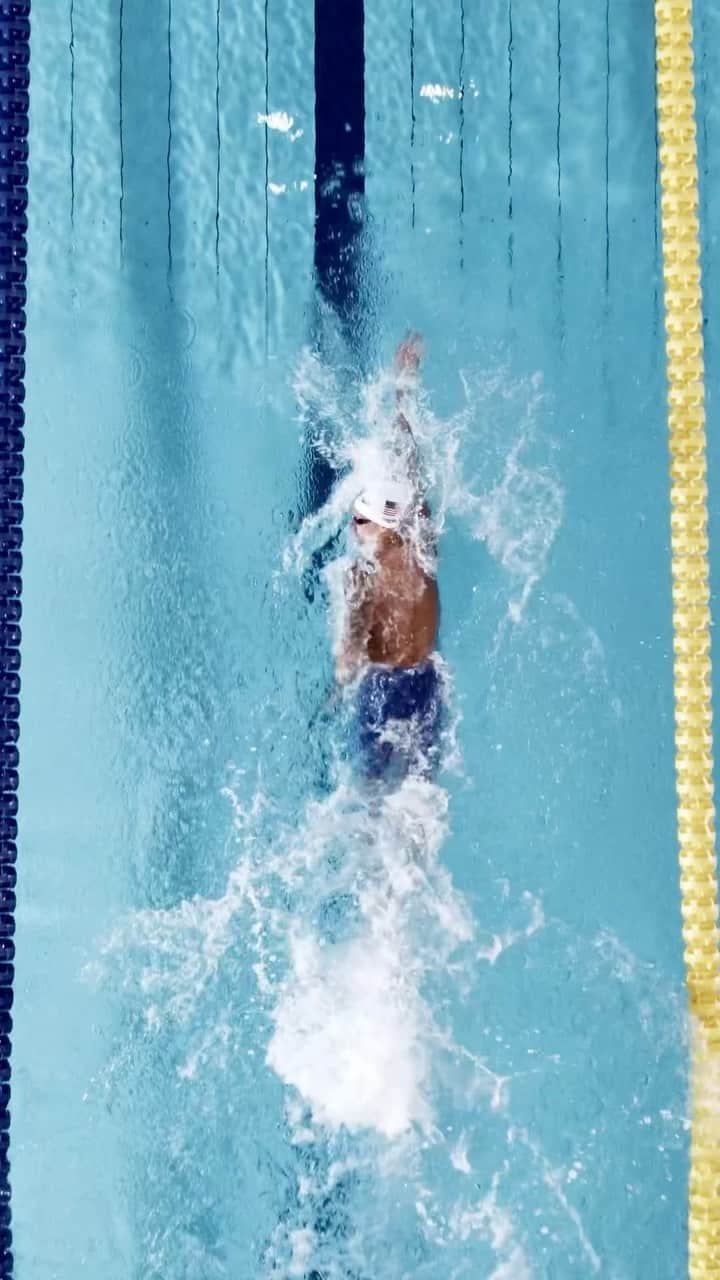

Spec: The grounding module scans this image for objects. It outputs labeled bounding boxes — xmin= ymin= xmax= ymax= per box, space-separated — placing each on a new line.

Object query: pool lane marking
xmin=70 ymin=0 xmax=75 ymax=228
xmin=410 ymin=0 xmax=416 ymax=229
xmin=166 ymin=0 xmax=173 ymax=274
xmin=459 ymin=0 xmax=465 ymax=270
xmin=264 ymin=0 xmax=270 ymax=355
xmin=119 ymin=0 xmax=125 ymax=249
xmin=313 ymin=0 xmax=365 ymax=324
xmin=215 ymin=0 xmax=221 ymax=276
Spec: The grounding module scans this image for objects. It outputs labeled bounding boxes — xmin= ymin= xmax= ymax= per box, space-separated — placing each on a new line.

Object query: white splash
xmin=490 ymin=1249 xmax=535 ymax=1280
xmin=103 ymin=765 xmax=481 ymax=1143
xmin=267 ymin=929 xmax=434 ymax=1136
xmin=265 ymin=773 xmax=475 ymax=1136
xmin=288 ymin=1227 xmax=315 ymax=1277
xmin=450 ymin=1133 xmax=472 ymax=1173
xmin=477 ymin=892 xmax=546 ymax=965
xmin=257 ymin=110 xmax=294 ymax=131
xmin=291 ymin=351 xmax=564 ymax=623
xmin=510 ymin=1128 xmax=601 ymax=1274
xmin=473 ymin=435 xmax=563 ymax=623
xmin=430 ymin=1170 xmax=535 ymax=1277
xmin=421 ymin=83 xmax=456 ymax=101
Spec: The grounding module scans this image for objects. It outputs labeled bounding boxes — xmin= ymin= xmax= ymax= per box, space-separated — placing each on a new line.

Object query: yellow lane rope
xmin=655 ymin=2 xmax=720 ymax=1271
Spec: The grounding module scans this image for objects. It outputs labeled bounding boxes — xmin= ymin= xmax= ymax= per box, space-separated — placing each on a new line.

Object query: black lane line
xmin=653 ymin=91 xmax=659 ymax=334
xmin=167 ymin=0 xmax=173 ymax=274
xmin=604 ymin=0 xmax=610 ymax=292
xmin=602 ymin=0 xmax=611 ymax=409
xmin=556 ymin=0 xmax=562 ymax=275
xmin=459 ymin=0 xmax=465 ymax=269
xmin=410 ymin=0 xmax=416 ymax=228
xmin=215 ymin=0 xmax=221 ymax=275
xmin=119 ymin=0 xmax=125 ymax=248
xmin=556 ymin=0 xmax=564 ymax=349
xmin=70 ymin=0 xmax=75 ymax=227
xmin=507 ymin=0 xmax=514 ymax=309
xmin=264 ymin=0 xmax=270 ymax=354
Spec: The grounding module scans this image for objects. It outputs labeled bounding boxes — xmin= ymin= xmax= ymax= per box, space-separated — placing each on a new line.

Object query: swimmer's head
xmin=351 ymin=479 xmax=413 ymax=535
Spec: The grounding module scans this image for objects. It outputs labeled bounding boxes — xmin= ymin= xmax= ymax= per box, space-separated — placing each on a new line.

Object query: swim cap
xmin=353 ymin=479 xmax=413 ymax=530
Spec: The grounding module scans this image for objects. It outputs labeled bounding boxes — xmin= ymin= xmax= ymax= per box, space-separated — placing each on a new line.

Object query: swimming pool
xmin=13 ymin=0 xmax=711 ymax=1274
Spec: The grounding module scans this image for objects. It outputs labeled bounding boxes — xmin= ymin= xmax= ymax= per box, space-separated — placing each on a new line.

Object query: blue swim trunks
xmin=354 ymin=661 xmax=442 ymax=781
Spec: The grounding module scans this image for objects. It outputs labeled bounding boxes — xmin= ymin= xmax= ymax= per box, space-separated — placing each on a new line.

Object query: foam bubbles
xmin=261 ymin=772 xmax=474 ymax=1137
xmin=420 ymin=83 xmax=457 ymax=102
xmin=256 ymin=110 xmax=295 ymax=132
xmin=267 ymin=929 xmax=433 ymax=1136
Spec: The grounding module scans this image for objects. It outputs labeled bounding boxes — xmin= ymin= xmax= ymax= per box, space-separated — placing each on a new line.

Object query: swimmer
xmin=335 ymin=333 xmax=441 ymax=780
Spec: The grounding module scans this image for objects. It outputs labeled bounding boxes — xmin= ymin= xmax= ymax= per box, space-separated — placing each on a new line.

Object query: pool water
xmin=15 ymin=0 xmax=718 ymax=1275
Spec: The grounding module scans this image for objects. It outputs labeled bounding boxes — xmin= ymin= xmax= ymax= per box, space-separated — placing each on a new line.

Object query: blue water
xmin=14 ymin=0 xmax=711 ymax=1275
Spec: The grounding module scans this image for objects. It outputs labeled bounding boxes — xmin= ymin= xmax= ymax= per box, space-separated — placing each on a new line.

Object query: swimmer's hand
xmin=395 ymin=334 xmax=424 ymax=440
xmin=334 ymin=655 xmax=360 ymax=686
xmin=394 ymin=331 xmax=424 ymax=380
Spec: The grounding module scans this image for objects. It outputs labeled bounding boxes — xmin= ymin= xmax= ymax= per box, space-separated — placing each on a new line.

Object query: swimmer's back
xmin=365 ymin=545 xmax=439 ymax=669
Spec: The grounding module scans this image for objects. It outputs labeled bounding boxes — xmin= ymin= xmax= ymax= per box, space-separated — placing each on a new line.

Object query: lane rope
xmin=0 ymin=3 xmax=30 ymax=1276
xmin=655 ymin=2 xmax=720 ymax=1271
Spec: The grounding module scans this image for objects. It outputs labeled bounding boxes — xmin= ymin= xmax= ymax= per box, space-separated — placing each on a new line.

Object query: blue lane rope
xmin=0 ymin=3 xmax=29 ymax=1275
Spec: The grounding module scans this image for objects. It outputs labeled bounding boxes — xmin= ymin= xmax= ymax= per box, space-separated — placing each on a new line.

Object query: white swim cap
xmin=353 ymin=478 xmax=413 ymax=530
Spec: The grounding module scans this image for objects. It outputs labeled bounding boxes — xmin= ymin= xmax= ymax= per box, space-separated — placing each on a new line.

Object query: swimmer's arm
xmin=394 ymin=402 xmax=416 ymax=440
xmin=335 ymin=567 xmax=373 ymax=684
xmin=335 ymin=623 xmax=367 ymax=684
xmin=393 ymin=333 xmax=427 ymax=500
xmin=392 ymin=394 xmax=422 ymax=485
xmin=393 ymin=399 xmax=432 ymax=518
